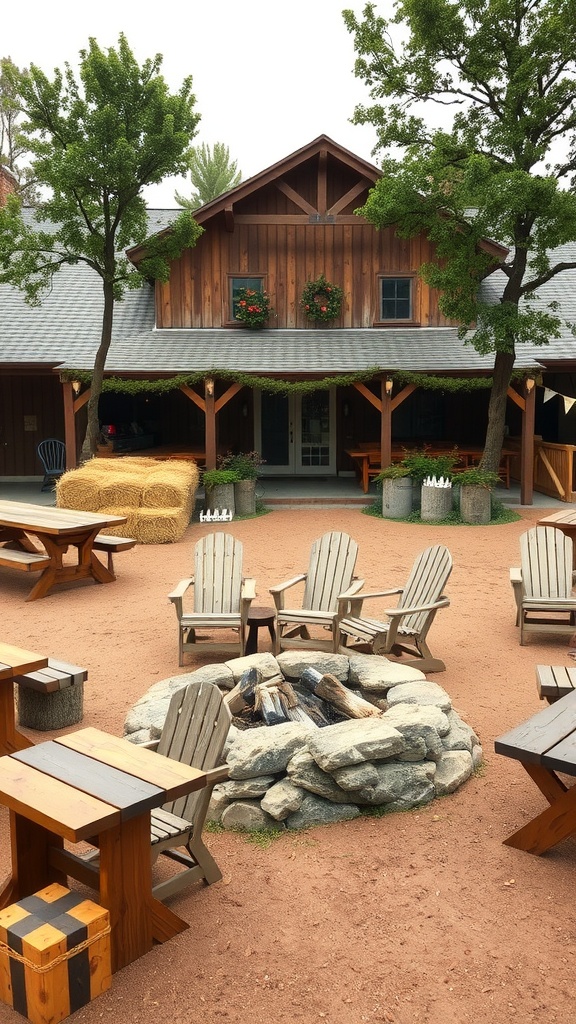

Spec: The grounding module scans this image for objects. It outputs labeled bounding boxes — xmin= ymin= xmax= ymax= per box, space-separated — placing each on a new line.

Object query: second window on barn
xmin=379 ymin=277 xmax=413 ymax=322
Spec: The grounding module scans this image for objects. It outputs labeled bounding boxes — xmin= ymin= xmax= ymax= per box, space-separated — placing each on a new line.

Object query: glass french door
xmin=256 ymin=390 xmax=336 ymax=475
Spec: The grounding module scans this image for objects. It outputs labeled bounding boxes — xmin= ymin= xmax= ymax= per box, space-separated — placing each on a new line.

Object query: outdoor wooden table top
xmin=0 ymin=500 xmax=127 ymax=535
xmin=0 ymin=727 xmax=207 ymax=972
xmin=0 ymin=642 xmax=49 ymax=757
xmin=538 ymin=509 xmax=576 ymax=527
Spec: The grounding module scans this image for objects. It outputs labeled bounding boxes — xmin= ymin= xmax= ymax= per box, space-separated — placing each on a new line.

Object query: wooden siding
xmin=0 ymin=374 xmax=64 ymax=476
xmin=156 ymin=150 xmax=457 ymax=331
xmin=157 ymin=220 xmax=454 ymax=330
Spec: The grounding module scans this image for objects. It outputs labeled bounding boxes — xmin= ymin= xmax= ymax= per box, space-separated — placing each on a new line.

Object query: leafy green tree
xmin=344 ymin=0 xmax=576 ymax=474
xmin=175 ymin=141 xmax=241 ymax=209
xmin=0 ymin=57 xmax=38 ymax=203
xmin=0 ymin=34 xmax=202 ymax=460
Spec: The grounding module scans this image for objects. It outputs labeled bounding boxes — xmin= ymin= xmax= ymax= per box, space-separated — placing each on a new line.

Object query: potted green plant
xmin=203 ymin=468 xmax=240 ymax=516
xmin=218 ymin=451 xmax=264 ymax=516
xmin=453 ymin=468 xmax=500 ymax=524
xmin=374 ymin=464 xmax=413 ymax=519
xmin=235 ymin=288 xmax=272 ymax=329
xmin=401 ymin=448 xmax=459 ymax=520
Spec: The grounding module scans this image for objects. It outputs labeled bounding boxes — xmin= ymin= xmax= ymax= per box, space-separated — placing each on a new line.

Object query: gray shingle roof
xmin=3 ymin=217 xmax=576 ymax=376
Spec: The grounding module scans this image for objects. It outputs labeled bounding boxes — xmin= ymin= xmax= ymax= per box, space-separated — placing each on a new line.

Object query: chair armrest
xmin=241 ymin=577 xmax=257 ymax=600
xmin=269 ymin=573 xmax=307 ymax=611
xmin=168 ymin=577 xmax=194 ymax=619
xmin=168 ymin=577 xmax=194 ymax=601
xmin=337 ymin=578 xmax=366 ymax=600
xmin=338 ymin=586 xmax=402 ymax=618
xmin=384 ymin=595 xmax=450 ymax=618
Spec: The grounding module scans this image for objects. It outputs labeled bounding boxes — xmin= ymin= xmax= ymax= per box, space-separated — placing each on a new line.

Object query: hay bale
xmin=141 ymin=462 xmax=199 ymax=509
xmin=57 ymin=468 xmax=109 ymax=511
xmin=98 ymin=472 xmax=143 ymax=509
xmin=126 ymin=506 xmax=191 ymax=544
xmin=96 ymin=508 xmax=141 ymax=539
xmin=105 ymin=456 xmax=161 ymax=472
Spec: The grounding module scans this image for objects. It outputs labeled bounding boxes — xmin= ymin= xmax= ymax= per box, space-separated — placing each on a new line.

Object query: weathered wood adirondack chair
xmin=168 ymin=532 xmax=256 ymax=665
xmin=336 ymin=544 xmax=453 ymax=673
xmin=269 ymin=531 xmax=364 ymax=654
xmin=514 ymin=526 xmax=576 ymax=645
xmin=148 ymin=679 xmax=231 ymax=899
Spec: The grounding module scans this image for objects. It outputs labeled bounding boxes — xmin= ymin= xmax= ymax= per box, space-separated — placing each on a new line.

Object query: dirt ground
xmin=1 ymin=503 xmax=575 ymax=1024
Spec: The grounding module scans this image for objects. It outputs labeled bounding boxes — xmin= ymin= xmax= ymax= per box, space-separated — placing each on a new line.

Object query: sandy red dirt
xmin=1 ymin=504 xmax=575 ymax=1024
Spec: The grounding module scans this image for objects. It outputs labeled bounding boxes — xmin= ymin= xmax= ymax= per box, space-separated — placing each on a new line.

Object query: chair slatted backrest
xmin=520 ymin=526 xmax=573 ymax=599
xmin=37 ymin=438 xmax=66 ymax=473
xmin=302 ymin=531 xmax=359 ymax=612
xmin=158 ymin=680 xmax=231 ymax=823
xmin=193 ymin=532 xmax=243 ymax=614
xmin=398 ymin=544 xmax=453 ymax=634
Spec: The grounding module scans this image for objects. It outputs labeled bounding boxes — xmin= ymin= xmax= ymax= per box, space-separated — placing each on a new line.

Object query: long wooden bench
xmin=0 ymin=549 xmax=50 ymax=572
xmin=92 ymin=535 xmax=137 ymax=574
xmin=13 ymin=657 xmax=87 ymax=730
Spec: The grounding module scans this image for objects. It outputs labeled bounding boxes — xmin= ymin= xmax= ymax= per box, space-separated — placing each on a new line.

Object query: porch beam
xmin=317 ymin=150 xmax=328 ymax=214
xmin=179 ymin=384 xmax=205 ymax=411
xmin=507 ymin=385 xmax=525 ymax=411
xmin=391 ymin=383 xmax=417 ymax=412
xmin=520 ymin=380 xmax=536 ymax=505
xmin=214 ymin=381 xmax=243 ymax=414
xmin=62 ymin=381 xmax=77 ymax=470
xmin=381 ymin=379 xmax=392 ymax=468
xmin=352 ymin=381 xmax=381 ymax=412
xmin=204 ymin=378 xmax=217 ymax=470
xmin=224 ymin=205 xmax=234 ymax=232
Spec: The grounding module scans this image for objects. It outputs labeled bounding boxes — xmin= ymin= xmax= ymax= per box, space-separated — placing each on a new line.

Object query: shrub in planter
xmin=453 ymin=468 xmax=499 ymax=525
xmin=218 ymin=452 xmax=265 ymax=515
xmin=402 ymin=448 xmax=460 ymax=485
xmin=375 ymin=464 xmax=413 ymax=519
xmin=203 ymin=468 xmax=240 ymax=515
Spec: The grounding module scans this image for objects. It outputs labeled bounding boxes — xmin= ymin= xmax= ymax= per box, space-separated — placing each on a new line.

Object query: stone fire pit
xmin=124 ymin=651 xmax=482 ymax=832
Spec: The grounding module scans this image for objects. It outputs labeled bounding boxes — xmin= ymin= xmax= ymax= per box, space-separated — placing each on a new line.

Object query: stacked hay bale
xmin=57 ymin=457 xmax=199 ymax=543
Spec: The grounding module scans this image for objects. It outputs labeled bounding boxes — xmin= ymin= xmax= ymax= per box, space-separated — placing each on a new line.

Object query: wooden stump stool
xmin=246 ymin=606 xmax=276 ymax=655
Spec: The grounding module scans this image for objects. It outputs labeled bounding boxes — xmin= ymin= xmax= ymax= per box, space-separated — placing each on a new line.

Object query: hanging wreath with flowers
xmin=235 ymin=288 xmax=272 ymax=329
xmin=300 ymin=274 xmax=343 ymax=323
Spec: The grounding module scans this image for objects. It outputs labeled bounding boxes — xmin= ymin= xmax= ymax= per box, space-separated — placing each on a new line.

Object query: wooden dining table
xmin=0 ymin=641 xmax=48 ymax=756
xmin=0 ymin=727 xmax=208 ymax=973
xmin=0 ymin=500 xmax=128 ymax=600
xmin=346 ymin=444 xmax=516 ymax=493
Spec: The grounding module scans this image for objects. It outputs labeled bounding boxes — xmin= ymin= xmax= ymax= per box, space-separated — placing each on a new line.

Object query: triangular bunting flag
xmin=543 ymin=388 xmax=557 ymax=403
xmin=564 ymin=396 xmax=576 ymax=414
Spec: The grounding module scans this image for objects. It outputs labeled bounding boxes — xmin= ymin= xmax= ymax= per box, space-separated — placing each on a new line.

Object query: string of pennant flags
xmin=543 ymin=388 xmax=576 ymax=414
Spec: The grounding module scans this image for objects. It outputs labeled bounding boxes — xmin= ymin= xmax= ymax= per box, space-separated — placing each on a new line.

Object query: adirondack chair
xmin=149 ymin=679 xmax=231 ymax=900
xmin=336 ymin=544 xmax=453 ymax=673
xmin=66 ymin=681 xmax=231 ymax=902
xmin=516 ymin=526 xmax=576 ymax=645
xmin=168 ymin=532 xmax=256 ymax=665
xmin=269 ymin=531 xmax=364 ymax=654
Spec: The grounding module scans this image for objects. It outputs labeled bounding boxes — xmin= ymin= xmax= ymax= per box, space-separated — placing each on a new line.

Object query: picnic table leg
xmin=503 ymin=763 xmax=576 ymax=855
xmin=0 ymin=813 xmax=65 ymax=909
xmin=0 ymin=679 xmax=33 ymax=755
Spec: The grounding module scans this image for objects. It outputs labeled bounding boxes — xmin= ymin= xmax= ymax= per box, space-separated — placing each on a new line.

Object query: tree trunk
xmin=479 ymin=348 xmax=516 ymax=475
xmin=80 ymin=276 xmax=115 ymax=463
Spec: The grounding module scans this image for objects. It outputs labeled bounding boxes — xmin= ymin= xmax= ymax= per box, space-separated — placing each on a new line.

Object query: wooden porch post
xmin=62 ymin=381 xmax=77 ymax=470
xmin=520 ymin=379 xmax=536 ymax=505
xmin=381 ymin=377 xmax=392 ymax=467
xmin=205 ymin=378 xmax=217 ymax=470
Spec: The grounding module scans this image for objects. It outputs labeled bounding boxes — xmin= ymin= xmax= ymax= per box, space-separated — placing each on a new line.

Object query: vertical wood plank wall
xmin=0 ymin=375 xmax=64 ymax=476
xmin=157 ymin=221 xmax=453 ymax=331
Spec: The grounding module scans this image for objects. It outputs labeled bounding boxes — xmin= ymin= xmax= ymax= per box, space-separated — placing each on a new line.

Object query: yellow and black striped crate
xmin=0 ymin=883 xmax=111 ymax=1024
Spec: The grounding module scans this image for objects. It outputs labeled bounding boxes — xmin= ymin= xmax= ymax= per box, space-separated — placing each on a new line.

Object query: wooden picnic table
xmin=495 ymin=689 xmax=576 ymax=855
xmin=0 ymin=642 xmax=48 ymax=756
xmin=0 ymin=500 xmax=128 ymax=600
xmin=0 ymin=726 xmax=207 ymax=973
xmin=346 ymin=444 xmax=515 ymax=493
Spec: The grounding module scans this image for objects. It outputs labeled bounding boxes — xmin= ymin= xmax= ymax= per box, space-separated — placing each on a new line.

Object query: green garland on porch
xmin=62 ymin=367 xmax=535 ymax=396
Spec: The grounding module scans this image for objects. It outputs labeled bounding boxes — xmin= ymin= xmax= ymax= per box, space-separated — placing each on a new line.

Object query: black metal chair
xmin=37 ymin=438 xmax=66 ymax=491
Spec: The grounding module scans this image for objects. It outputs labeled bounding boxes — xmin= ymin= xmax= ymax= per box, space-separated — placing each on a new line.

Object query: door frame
xmin=254 ymin=389 xmax=337 ymax=475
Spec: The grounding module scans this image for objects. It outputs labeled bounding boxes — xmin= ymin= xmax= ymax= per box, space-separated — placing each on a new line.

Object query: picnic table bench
xmin=495 ymin=688 xmax=576 ymax=855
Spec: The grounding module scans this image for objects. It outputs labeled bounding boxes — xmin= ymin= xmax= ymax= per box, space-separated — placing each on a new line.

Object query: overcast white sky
xmin=3 ymin=0 xmax=381 ymax=207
